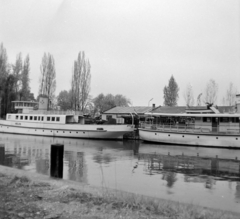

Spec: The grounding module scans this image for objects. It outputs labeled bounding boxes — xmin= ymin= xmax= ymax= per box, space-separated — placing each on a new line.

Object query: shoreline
xmin=1 ymin=165 xmax=240 ymax=219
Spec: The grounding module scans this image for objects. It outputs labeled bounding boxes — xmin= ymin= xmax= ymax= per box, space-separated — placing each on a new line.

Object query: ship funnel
xmin=38 ymin=96 xmax=48 ymax=111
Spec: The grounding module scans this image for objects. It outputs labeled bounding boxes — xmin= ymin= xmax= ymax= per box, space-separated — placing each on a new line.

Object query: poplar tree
xmin=20 ymin=55 xmax=31 ymax=100
xmin=71 ymin=51 xmax=91 ymax=112
xmin=0 ymin=43 xmax=9 ymax=117
xmin=12 ymin=53 xmax=22 ymax=99
xmin=163 ymin=75 xmax=179 ymax=106
xmin=39 ymin=53 xmax=56 ymax=109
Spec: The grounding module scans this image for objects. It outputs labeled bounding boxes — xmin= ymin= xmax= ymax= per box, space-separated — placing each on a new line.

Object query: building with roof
xmin=102 ymin=103 xmax=235 ymax=127
xmin=102 ymin=104 xmax=158 ymax=126
xmin=150 ymin=105 xmax=234 ymax=114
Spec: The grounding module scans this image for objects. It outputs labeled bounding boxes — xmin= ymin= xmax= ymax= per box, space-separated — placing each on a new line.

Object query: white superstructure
xmin=0 ymin=97 xmax=134 ymax=140
xmin=139 ymin=100 xmax=240 ymax=148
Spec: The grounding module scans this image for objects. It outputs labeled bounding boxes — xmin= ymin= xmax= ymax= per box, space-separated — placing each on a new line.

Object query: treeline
xmin=0 ymin=43 xmax=33 ymax=118
xmin=0 ymin=42 xmax=131 ymax=118
xmin=1 ymin=41 xmax=237 ymax=119
xmin=163 ymin=75 xmax=238 ymax=107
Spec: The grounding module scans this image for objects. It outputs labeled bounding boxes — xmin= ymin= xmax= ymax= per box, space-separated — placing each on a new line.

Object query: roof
xmin=150 ymin=106 xmax=186 ymax=114
xmin=103 ymin=106 xmax=156 ymax=115
xmin=145 ymin=112 xmax=240 ymax=117
xmin=217 ymin=106 xmax=235 ymax=113
xmin=149 ymin=105 xmax=234 ymax=114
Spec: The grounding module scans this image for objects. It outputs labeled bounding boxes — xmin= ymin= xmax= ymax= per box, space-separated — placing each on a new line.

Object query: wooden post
xmin=50 ymin=144 xmax=64 ymax=178
xmin=0 ymin=145 xmax=5 ymax=165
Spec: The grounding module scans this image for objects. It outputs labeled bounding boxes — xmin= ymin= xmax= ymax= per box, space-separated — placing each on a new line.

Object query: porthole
xmin=236 ymin=138 xmax=238 ymax=140
xmin=70 ymin=132 xmax=71 ymax=133
xmin=168 ymin=134 xmax=170 ymax=137
xmin=76 ymin=132 xmax=78 ymax=134
xmin=83 ymin=132 xmax=85 ymax=134
xmin=197 ymin=136 xmax=199 ymax=138
xmin=182 ymin=135 xmax=184 ymax=137
xmin=155 ymin=133 xmax=157 ymax=135
xmin=63 ymin=131 xmax=65 ymax=133
xmin=216 ymin=137 xmax=218 ymax=139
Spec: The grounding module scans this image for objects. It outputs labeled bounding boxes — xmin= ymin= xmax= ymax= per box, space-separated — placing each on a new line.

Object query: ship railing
xmin=140 ymin=122 xmax=240 ymax=135
xmin=26 ymin=110 xmax=84 ymax=116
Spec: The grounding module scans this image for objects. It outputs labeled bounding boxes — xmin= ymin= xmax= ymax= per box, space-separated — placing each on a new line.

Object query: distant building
xmin=150 ymin=105 xmax=234 ymax=114
xmin=102 ymin=104 xmax=235 ymax=126
xmin=102 ymin=104 xmax=158 ymax=126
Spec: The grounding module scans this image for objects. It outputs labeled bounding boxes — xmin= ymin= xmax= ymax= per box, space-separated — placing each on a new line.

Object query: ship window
xmin=30 ymin=116 xmax=33 ymax=120
xmin=8 ymin=115 xmax=11 ymax=119
xmin=220 ymin=117 xmax=229 ymax=123
xmin=41 ymin=116 xmax=44 ymax=121
xmin=56 ymin=117 xmax=60 ymax=122
xmin=16 ymin=115 xmax=18 ymax=120
xmin=52 ymin=117 xmax=55 ymax=121
xmin=20 ymin=116 xmax=23 ymax=120
xmin=47 ymin=117 xmax=50 ymax=121
xmin=34 ymin=116 xmax=37 ymax=120
xmin=230 ymin=117 xmax=239 ymax=123
xmin=25 ymin=116 xmax=28 ymax=120
xmin=203 ymin=117 xmax=211 ymax=122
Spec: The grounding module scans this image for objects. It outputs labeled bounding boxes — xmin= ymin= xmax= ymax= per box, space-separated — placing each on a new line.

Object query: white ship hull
xmin=139 ymin=128 xmax=240 ymax=148
xmin=0 ymin=120 xmax=134 ymax=140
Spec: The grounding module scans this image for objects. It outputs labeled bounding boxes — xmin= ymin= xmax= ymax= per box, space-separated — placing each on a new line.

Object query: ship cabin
xmin=12 ymin=100 xmax=38 ymax=113
xmin=143 ymin=97 xmax=240 ymax=135
xmin=7 ymin=98 xmax=85 ymax=125
xmin=6 ymin=113 xmax=85 ymax=125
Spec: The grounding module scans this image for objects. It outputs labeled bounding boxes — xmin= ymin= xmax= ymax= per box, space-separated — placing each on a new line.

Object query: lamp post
xmin=148 ymin=98 xmax=153 ymax=106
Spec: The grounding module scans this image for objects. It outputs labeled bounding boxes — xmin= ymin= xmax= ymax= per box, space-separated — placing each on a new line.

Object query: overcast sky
xmin=1 ymin=0 xmax=240 ymax=106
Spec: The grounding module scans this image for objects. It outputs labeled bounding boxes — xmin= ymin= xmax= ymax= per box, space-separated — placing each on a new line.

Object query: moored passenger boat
xmin=0 ymin=97 xmax=134 ymax=140
xmin=139 ymin=95 xmax=240 ymax=148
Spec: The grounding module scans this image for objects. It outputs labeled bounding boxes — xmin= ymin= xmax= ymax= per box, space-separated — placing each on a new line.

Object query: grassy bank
xmin=0 ymin=165 xmax=239 ymax=219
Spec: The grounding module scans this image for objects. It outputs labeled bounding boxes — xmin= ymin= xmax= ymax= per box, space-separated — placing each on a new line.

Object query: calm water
xmin=0 ymin=133 xmax=240 ymax=213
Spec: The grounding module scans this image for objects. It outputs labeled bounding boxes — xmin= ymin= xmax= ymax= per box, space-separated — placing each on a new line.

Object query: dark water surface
xmin=0 ymin=133 xmax=240 ymax=213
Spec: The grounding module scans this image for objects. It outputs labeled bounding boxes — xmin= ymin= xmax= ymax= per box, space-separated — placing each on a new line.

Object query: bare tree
xmin=197 ymin=93 xmax=202 ymax=106
xmin=183 ymin=83 xmax=194 ymax=107
xmin=222 ymin=97 xmax=226 ymax=106
xmin=71 ymin=51 xmax=91 ymax=112
xmin=203 ymin=79 xmax=218 ymax=105
xmin=39 ymin=53 xmax=56 ymax=109
xmin=226 ymin=82 xmax=237 ymax=106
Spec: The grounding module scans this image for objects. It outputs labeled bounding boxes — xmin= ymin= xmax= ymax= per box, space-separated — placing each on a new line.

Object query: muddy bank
xmin=0 ymin=165 xmax=240 ymax=219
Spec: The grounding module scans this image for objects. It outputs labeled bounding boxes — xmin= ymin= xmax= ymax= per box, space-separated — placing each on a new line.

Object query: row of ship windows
xmin=2 ymin=126 xmax=85 ymax=134
xmin=154 ymin=133 xmax=239 ymax=140
xmin=8 ymin=115 xmax=61 ymax=122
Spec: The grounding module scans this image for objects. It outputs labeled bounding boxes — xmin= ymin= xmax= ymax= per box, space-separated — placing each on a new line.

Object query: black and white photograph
xmin=0 ymin=0 xmax=240 ymax=218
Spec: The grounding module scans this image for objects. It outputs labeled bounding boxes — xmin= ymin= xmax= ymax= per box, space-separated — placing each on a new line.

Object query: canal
xmin=0 ymin=133 xmax=240 ymax=213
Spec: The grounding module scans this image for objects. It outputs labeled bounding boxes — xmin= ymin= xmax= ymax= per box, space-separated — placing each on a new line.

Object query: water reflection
xmin=65 ymin=151 xmax=87 ymax=183
xmin=0 ymin=133 xmax=240 ymax=212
